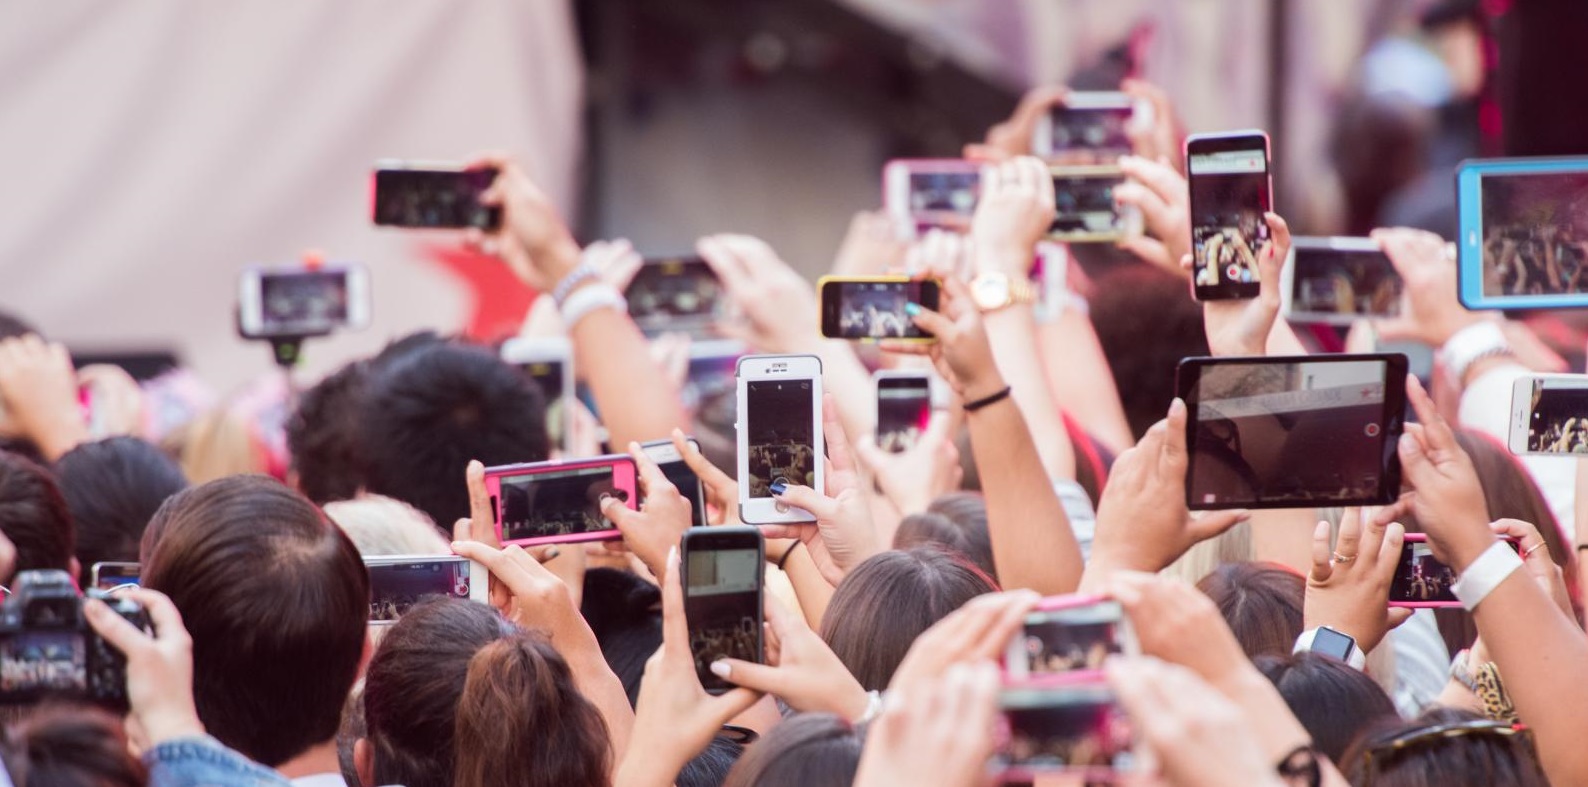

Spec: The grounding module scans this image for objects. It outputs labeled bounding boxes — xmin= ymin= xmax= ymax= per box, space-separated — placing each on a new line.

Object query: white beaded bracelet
xmin=559 ymin=283 xmax=627 ymax=330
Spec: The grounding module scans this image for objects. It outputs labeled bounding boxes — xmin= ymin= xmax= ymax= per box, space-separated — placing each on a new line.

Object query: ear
xmin=354 ymin=738 xmax=375 ymax=787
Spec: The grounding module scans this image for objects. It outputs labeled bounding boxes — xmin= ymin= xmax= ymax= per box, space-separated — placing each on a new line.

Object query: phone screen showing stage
xmin=1524 ymin=377 xmax=1588 ymax=453
xmin=1188 ymin=144 xmax=1270 ymax=299
xmin=367 ymin=559 xmax=472 ymax=623
xmin=497 ymin=465 xmax=628 ymax=541
xmin=626 ymin=257 xmax=723 ymax=338
xmin=1291 ymin=247 xmax=1402 ymax=319
xmin=1479 ymin=170 xmax=1588 ymax=298
xmin=996 ymin=684 xmax=1136 ymax=773
xmin=372 ymin=168 xmax=500 ymax=229
xmin=745 ymin=380 xmax=814 ymax=498
xmin=825 ymin=280 xmax=939 ymax=340
xmin=685 ymin=545 xmax=761 ymax=692
xmin=877 ymin=378 xmax=930 ymax=453
xmin=255 ymin=271 xmax=350 ymax=336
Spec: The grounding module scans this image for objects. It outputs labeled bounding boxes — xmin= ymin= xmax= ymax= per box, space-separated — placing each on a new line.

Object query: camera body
xmin=0 ymin=570 xmax=146 ymax=711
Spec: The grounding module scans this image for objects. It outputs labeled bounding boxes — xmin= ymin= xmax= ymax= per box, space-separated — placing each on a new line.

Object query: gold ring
xmin=1523 ymin=542 xmax=1546 ymax=559
xmin=1331 ymin=552 xmax=1357 ymax=564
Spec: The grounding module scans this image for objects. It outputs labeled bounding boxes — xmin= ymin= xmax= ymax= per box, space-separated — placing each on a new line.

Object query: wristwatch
xmin=1293 ymin=626 xmax=1365 ymax=670
xmin=969 ymin=272 xmax=1037 ymax=313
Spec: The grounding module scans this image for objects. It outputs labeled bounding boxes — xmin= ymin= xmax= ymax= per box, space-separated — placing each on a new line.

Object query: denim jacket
xmin=144 ymin=736 xmax=293 ymax=787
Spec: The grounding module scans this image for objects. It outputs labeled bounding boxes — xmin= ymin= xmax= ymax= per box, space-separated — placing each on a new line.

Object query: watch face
xmin=972 ymin=274 xmax=1010 ymax=309
xmin=1311 ymin=627 xmax=1356 ymax=662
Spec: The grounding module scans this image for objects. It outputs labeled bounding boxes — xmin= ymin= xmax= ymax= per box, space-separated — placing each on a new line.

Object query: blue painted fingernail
xmin=904 ymin=302 xmax=921 ymax=316
xmin=770 ymin=481 xmax=787 ymax=495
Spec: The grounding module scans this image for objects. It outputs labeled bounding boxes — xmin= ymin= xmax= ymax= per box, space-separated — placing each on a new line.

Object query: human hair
xmin=54 ymin=437 xmax=187 ymax=587
xmin=579 ymin=567 xmax=663 ymax=705
xmin=893 ymin=492 xmax=996 ymax=580
xmin=452 ymin=632 xmax=611 ymax=787
xmin=324 ymin=494 xmax=449 ymax=557
xmin=722 ymin=713 xmax=864 ymax=787
xmin=141 ymin=475 xmax=369 ymax=767
xmin=287 ymin=360 xmax=370 ymax=505
xmin=357 ymin=341 xmax=549 ymax=528
xmin=364 ymin=597 xmax=511 ymax=787
xmin=165 ymin=407 xmax=268 ymax=484
xmin=1254 ymin=652 xmax=1399 ymax=763
xmin=1196 ymin=561 xmax=1305 ymax=661
xmin=1161 ymin=518 xmax=1254 ymax=585
xmin=1 ymin=704 xmax=145 ymax=787
xmin=821 ymin=547 xmax=998 ymax=690
xmin=0 ymin=450 xmax=74 ymax=583
xmin=1088 ymin=265 xmax=1210 ymax=440
xmin=1341 ymin=707 xmax=1548 ymax=787
xmin=679 ymin=736 xmax=744 ymax=787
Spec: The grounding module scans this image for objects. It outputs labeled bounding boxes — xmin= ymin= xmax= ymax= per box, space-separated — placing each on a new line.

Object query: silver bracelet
xmin=852 ymin=690 xmax=885 ymax=725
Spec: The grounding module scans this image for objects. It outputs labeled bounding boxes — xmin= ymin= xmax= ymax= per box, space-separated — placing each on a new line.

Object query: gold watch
xmin=969 ymin=272 xmax=1037 ymax=312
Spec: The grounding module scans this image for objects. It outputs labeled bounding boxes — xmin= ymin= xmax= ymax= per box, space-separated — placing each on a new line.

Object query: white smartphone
xmin=1031 ymin=92 xmax=1150 ymax=163
xmin=1509 ymin=374 xmax=1588 ymax=455
xmin=364 ymin=554 xmax=489 ymax=625
xmin=237 ymin=264 xmax=371 ymax=339
xmin=882 ymin=158 xmax=981 ymax=237
xmin=873 ymin=369 xmax=932 ymax=454
xmin=500 ymin=337 xmax=575 ymax=454
xmin=1281 ymin=237 xmax=1403 ymax=325
xmin=1048 ymin=165 xmax=1143 ymax=243
xmin=736 ymin=354 xmax=824 ymax=524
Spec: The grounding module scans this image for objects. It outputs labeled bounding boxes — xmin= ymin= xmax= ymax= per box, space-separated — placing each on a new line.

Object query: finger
xmin=1118 ymin=155 xmax=1188 ymax=206
xmin=627 ymin=441 xmax=676 ymax=498
xmin=1335 ymin=507 xmax=1364 ymax=565
xmin=1158 ymin=398 xmax=1188 ymax=479
xmin=822 ymin=394 xmax=856 ymax=475
xmin=465 ymin=460 xmax=499 ymax=549
xmin=1309 ymin=520 xmax=1335 ymax=583
xmin=696 ymin=236 xmax=751 ymax=294
xmin=659 ymin=546 xmax=690 ymax=658
xmin=1378 ymin=522 xmax=1405 ymax=572
xmin=528 ymin=544 xmax=564 ymax=564
xmin=1386 ymin=607 xmax=1413 ymax=630
xmin=906 ymin=305 xmax=955 ymax=341
xmin=966 ymin=590 xmax=1043 ymax=663
xmin=1405 ymin=376 xmax=1456 ymax=452
xmin=1258 ymin=212 xmax=1289 ymax=300
xmin=709 ymin=658 xmax=782 ymax=693
xmin=1489 ymin=518 xmax=1545 ymax=562
xmin=704 ymin=688 xmax=765 ymax=729
xmin=675 ymin=428 xmax=735 ymax=493
xmin=878 ymin=339 xmax=933 ymax=357
xmin=1186 ymin=508 xmax=1250 ymax=543
xmin=1358 ymin=506 xmax=1389 ymax=567
xmin=83 ymin=598 xmax=153 ymax=657
xmin=771 ymin=484 xmax=833 ymax=519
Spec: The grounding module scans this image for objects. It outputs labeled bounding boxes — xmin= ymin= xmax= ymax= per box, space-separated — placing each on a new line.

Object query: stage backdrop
xmin=0 ymin=0 xmax=582 ymax=392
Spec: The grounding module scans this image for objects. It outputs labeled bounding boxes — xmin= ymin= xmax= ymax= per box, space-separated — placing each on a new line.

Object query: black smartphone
xmin=1176 ymin=353 xmax=1408 ymax=510
xmin=625 ymin=256 xmax=724 ymax=338
xmin=875 ymin=372 xmax=931 ymax=453
xmin=1186 ymin=132 xmax=1273 ymax=301
xmin=371 ymin=162 xmax=501 ymax=230
xmin=818 ymin=277 xmax=941 ymax=341
xmin=681 ymin=526 xmax=764 ymax=694
xmin=641 ymin=438 xmax=709 ymax=528
xmin=1283 ymin=237 xmax=1403 ymax=324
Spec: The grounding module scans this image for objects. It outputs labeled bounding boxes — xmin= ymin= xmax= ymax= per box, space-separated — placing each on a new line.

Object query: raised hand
xmin=832 ymin=210 xmax=909 ymax=276
xmin=464 ymin=154 xmax=581 ymax=291
xmin=1114 ymin=154 xmax=1192 ymax=272
xmin=970 ymin=85 xmax=1069 ymax=160
xmin=879 ymin=277 xmax=1002 ymax=403
xmin=1304 ymin=508 xmax=1409 ymax=653
xmin=1373 ymin=227 xmax=1484 ymax=348
xmin=696 ymin=234 xmax=819 ymax=354
xmin=854 ymin=410 xmax=963 ymax=517
xmin=584 ymin=237 xmax=645 ymax=293
xmin=1397 ymin=376 xmax=1496 ymax=571
xmin=1190 ymin=212 xmax=1292 ymax=357
xmin=602 ymin=441 xmax=695 ymax=577
xmin=0 ymin=334 xmax=88 ymax=460
xmin=83 ymin=588 xmax=204 ymax=746
xmin=707 ymin=594 xmax=869 ymax=718
xmin=887 ymin=590 xmax=1040 ymax=697
xmin=851 ymin=661 xmax=1001 ymax=787
xmin=970 ymin=156 xmax=1056 ymax=271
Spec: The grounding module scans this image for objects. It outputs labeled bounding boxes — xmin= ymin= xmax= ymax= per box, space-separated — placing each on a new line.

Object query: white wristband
xmin=1451 ymin=541 xmax=1524 ymax=611
xmin=1438 ymin=321 xmax=1511 ymax=386
xmin=558 ymin=283 xmax=627 ymax=330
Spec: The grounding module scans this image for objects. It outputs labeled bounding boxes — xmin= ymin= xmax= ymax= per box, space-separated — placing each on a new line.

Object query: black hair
xmin=579 ymin=567 xmax=663 ymax=706
xmin=893 ymin=492 xmax=996 ymax=581
xmin=0 ymin=450 xmax=74 ymax=583
xmin=1254 ymin=652 xmax=1399 ymax=763
xmin=286 ymin=361 xmax=371 ymax=505
xmin=1341 ymin=707 xmax=1548 ymax=786
xmin=1088 ymin=265 xmax=1210 ymax=440
xmin=54 ymin=436 xmax=187 ymax=587
xmin=722 ymin=713 xmax=863 ymax=787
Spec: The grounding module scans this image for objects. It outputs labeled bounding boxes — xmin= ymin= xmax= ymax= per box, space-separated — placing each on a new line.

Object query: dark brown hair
xmin=1255 ymin=652 xmax=1398 ymax=763
xmin=893 ymin=492 xmax=996 ymax=580
xmin=1341 ymin=707 xmax=1548 ymax=787
xmin=2 ymin=704 xmax=145 ymax=787
xmin=0 ymin=450 xmax=74 ymax=583
xmin=722 ymin=713 xmax=863 ymax=787
xmin=1197 ymin=561 xmax=1305 ymax=660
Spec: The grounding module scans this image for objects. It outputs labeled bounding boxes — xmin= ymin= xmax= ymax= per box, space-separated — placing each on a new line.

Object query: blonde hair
xmin=324 ymin=494 xmax=449 ymax=556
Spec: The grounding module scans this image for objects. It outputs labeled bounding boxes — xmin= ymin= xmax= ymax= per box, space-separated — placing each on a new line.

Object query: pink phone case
xmin=484 ymin=456 xmax=639 ymax=547
xmin=1389 ymin=534 xmax=1521 ymax=608
xmin=1002 ymin=594 xmax=1130 ymax=679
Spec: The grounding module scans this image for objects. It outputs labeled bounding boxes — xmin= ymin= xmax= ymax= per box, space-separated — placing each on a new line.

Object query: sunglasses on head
xmin=1359 ymin=719 xmax=1529 ymax=783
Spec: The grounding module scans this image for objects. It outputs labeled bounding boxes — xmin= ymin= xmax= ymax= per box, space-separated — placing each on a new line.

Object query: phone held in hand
xmin=874 ymin=370 xmax=932 ymax=454
xmin=625 ymin=256 xmax=725 ymax=339
xmin=1031 ymin=91 xmax=1146 ymax=164
xmin=89 ymin=562 xmax=141 ymax=593
xmin=484 ymin=455 xmax=639 ymax=547
xmin=1456 ymin=156 xmax=1588 ymax=310
xmin=236 ymin=264 xmax=371 ymax=340
xmin=1185 ymin=131 xmax=1273 ymax=301
xmin=817 ymin=276 xmax=941 ymax=342
xmin=500 ymin=337 xmax=575 ymax=455
xmin=994 ymin=679 xmax=1145 ymax=780
xmin=1389 ymin=534 xmax=1521 ymax=608
xmin=1509 ymin=374 xmax=1588 ymax=455
xmin=681 ymin=526 xmax=765 ymax=695
xmin=364 ymin=555 xmax=489 ymax=625
xmin=1281 ymin=237 xmax=1403 ymax=324
xmin=371 ymin=161 xmax=501 ymax=230
xmin=882 ymin=159 xmax=981 ymax=236
xmin=1176 ymin=353 xmax=1409 ymax=510
xmin=736 ymin=355 xmax=824 ymax=524
xmin=640 ymin=437 xmax=708 ymax=527
xmin=1003 ymin=596 xmax=1137 ymax=681
xmin=1048 ymin=165 xmax=1142 ymax=243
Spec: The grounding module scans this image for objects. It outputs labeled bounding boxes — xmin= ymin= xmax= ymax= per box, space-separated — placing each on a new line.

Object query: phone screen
xmin=1291 ymin=245 xmax=1402 ymax=319
xmin=653 ymin=451 xmax=708 ymax=528
xmin=372 ymin=168 xmax=500 ymax=229
xmin=514 ymin=358 xmax=567 ymax=448
xmin=1525 ymin=376 xmax=1588 ymax=453
xmin=908 ymin=170 xmax=980 ymax=226
xmin=1042 ymin=104 xmax=1134 ymax=161
xmin=91 ymin=564 xmax=141 ymax=593
xmin=1479 ymin=170 xmax=1588 ymax=299
xmin=685 ymin=349 xmax=742 ymax=428
xmin=1181 ymin=355 xmax=1406 ymax=509
xmin=366 ymin=559 xmax=474 ymax=623
xmin=496 ymin=464 xmax=629 ymax=542
xmin=1390 ymin=541 xmax=1457 ymax=604
xmin=745 ymin=380 xmax=815 ymax=498
xmin=1051 ymin=170 xmax=1130 ymax=240
xmin=626 ymin=257 xmax=724 ymax=338
xmin=877 ymin=377 xmax=931 ymax=453
xmin=1016 ymin=601 xmax=1128 ymax=677
xmin=1188 ymin=140 xmax=1271 ymax=300
xmin=996 ymin=684 xmax=1136 ymax=774
xmin=685 ymin=540 xmax=763 ymax=693
xmin=822 ymin=280 xmax=940 ymax=340
xmin=252 ymin=271 xmax=351 ymax=337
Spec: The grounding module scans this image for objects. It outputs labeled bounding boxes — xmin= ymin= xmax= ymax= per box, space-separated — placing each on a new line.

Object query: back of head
xmin=1254 ymin=652 xmax=1398 ymax=763
xmin=324 ymin=494 xmax=449 ymax=557
xmin=893 ymin=493 xmax=996 ymax=581
xmin=1089 ymin=265 xmax=1210 ymax=440
xmin=364 ymin=597 xmax=510 ymax=787
xmin=453 ymin=632 xmax=610 ymax=787
xmin=2 ymin=704 xmax=145 ymax=787
xmin=722 ymin=713 xmax=864 ymax=787
xmin=1196 ymin=561 xmax=1304 ymax=660
xmin=142 ymin=475 xmax=369 ymax=767
xmin=287 ymin=361 xmax=370 ymax=505
xmin=579 ymin=567 xmax=663 ymax=705
xmin=821 ymin=547 xmax=998 ymax=690
xmin=0 ymin=450 xmax=74 ymax=583
xmin=1341 ymin=707 xmax=1548 ymax=787
xmin=358 ymin=341 xmax=549 ymax=527
xmin=54 ymin=436 xmax=187 ymax=587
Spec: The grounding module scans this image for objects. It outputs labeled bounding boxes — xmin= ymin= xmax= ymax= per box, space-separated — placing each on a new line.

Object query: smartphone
xmin=994 ymin=681 xmax=1142 ymax=780
xmin=1281 ymin=237 xmax=1403 ymax=324
xmin=817 ymin=276 xmax=941 ymax=341
xmin=1049 ymin=165 xmax=1142 ymax=243
xmin=875 ymin=370 xmax=931 ymax=454
xmin=1186 ymin=131 xmax=1273 ymax=301
xmin=1455 ymin=156 xmax=1588 ymax=310
xmin=681 ymin=526 xmax=765 ymax=695
xmin=685 ymin=339 xmax=746 ymax=428
xmin=1031 ymin=92 xmax=1145 ymax=163
xmin=364 ymin=555 xmax=489 ymax=625
xmin=484 ymin=455 xmax=639 ymax=547
xmin=736 ymin=354 xmax=824 ymax=524
xmin=1390 ymin=534 xmax=1522 ymax=608
xmin=641 ymin=438 xmax=708 ymax=528
xmin=237 ymin=264 xmax=371 ymax=339
xmin=89 ymin=562 xmax=140 ymax=593
xmin=1003 ymin=596 xmax=1136 ymax=680
xmin=1508 ymin=374 xmax=1588 ymax=455
xmin=500 ymin=337 xmax=574 ymax=455
xmin=882 ymin=159 xmax=981 ymax=235
xmin=1176 ymin=353 xmax=1409 ymax=510
xmin=625 ymin=256 xmax=724 ymax=339
xmin=370 ymin=161 xmax=501 ymax=230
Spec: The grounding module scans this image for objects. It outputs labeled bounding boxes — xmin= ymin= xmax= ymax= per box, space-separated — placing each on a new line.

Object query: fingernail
xmin=904 ymin=302 xmax=921 ymax=316
xmin=1169 ymin=397 xmax=1186 ymax=417
xmin=770 ymin=481 xmax=788 ymax=496
xmin=667 ymin=545 xmax=678 ymax=565
xmin=450 ymin=541 xmax=464 ymax=550
xmin=710 ymin=660 xmax=731 ymax=678
xmin=545 ymin=547 xmax=560 ymax=560
xmin=1398 ymin=433 xmax=1416 ymax=455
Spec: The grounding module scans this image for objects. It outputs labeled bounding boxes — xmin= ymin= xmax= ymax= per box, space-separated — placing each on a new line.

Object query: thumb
xmin=1187 ymin=509 xmax=1249 ymax=544
xmin=1386 ymin=607 xmax=1414 ymax=631
xmin=601 ymin=495 xmax=640 ymax=533
xmin=773 ymin=484 xmax=832 ymax=519
xmin=1397 ymin=432 xmax=1434 ymax=488
xmin=709 ymin=658 xmax=782 ymax=694
xmin=907 ymin=305 xmax=955 ymax=340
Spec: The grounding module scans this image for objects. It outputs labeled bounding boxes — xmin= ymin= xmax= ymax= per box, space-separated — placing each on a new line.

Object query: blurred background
xmin=1 ymin=0 xmax=1583 ymax=391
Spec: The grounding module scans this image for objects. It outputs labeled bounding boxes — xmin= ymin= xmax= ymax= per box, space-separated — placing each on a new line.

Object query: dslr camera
xmin=0 ymin=569 xmax=146 ymax=711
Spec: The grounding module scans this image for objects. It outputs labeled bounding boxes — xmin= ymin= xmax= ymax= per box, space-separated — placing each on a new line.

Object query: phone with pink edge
xmin=1389 ymin=534 xmax=1522 ymax=608
xmin=882 ymin=158 xmax=981 ymax=237
xmin=994 ymin=676 xmax=1148 ymax=781
xmin=484 ymin=455 xmax=638 ymax=547
xmin=1003 ymin=595 xmax=1137 ymax=680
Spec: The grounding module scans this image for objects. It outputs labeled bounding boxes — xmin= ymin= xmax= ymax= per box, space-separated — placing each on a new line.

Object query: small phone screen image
xmin=257 ymin=271 xmax=349 ymax=336
xmin=627 ymin=258 xmax=724 ymax=337
xmin=0 ymin=630 xmax=87 ymax=695
xmin=831 ymin=281 xmax=936 ymax=340
xmin=1020 ymin=603 xmax=1126 ymax=676
xmin=1293 ymin=248 xmax=1402 ymax=318
xmin=92 ymin=567 xmax=141 ymax=593
xmin=1390 ymin=542 xmax=1458 ymax=604
xmin=1480 ymin=171 xmax=1588 ymax=298
xmin=877 ymin=379 xmax=931 ymax=453
xmin=745 ymin=380 xmax=815 ymax=498
xmin=1526 ymin=377 xmax=1588 ymax=453
xmin=997 ymin=685 xmax=1136 ymax=772
xmin=373 ymin=168 xmax=499 ymax=229
xmin=1051 ymin=173 xmax=1127 ymax=237
xmin=367 ymin=560 xmax=471 ymax=623
xmin=686 ymin=352 xmax=742 ymax=429
xmin=1186 ymin=358 xmax=1398 ymax=508
xmin=498 ymin=465 xmax=628 ymax=542
xmin=685 ymin=545 xmax=761 ymax=692
xmin=1188 ymin=146 xmax=1271 ymax=298
xmin=517 ymin=358 xmax=567 ymax=444
xmin=657 ymin=456 xmax=707 ymax=528
xmin=907 ymin=171 xmax=979 ymax=222
xmin=1045 ymin=106 xmax=1133 ymax=160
